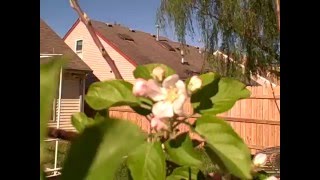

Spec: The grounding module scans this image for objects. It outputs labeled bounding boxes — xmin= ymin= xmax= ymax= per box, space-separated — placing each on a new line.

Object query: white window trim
xmin=75 ymin=39 xmax=83 ymax=53
xmin=40 ymin=54 xmax=63 ymax=58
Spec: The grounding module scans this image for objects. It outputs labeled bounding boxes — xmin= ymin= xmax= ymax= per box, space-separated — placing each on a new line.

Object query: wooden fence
xmin=109 ymin=86 xmax=280 ymax=154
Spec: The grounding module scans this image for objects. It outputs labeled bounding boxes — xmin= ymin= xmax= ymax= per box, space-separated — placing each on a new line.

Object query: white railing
xmin=44 ymin=67 xmax=63 ymax=178
xmin=44 ymin=138 xmax=63 ymax=177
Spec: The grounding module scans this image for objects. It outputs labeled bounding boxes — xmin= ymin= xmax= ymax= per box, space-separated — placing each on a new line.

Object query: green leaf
xmin=85 ymin=80 xmax=140 ymax=110
xmin=191 ymin=72 xmax=250 ymax=115
xmin=195 ymin=115 xmax=252 ymax=179
xmin=127 ymin=142 xmax=166 ymax=180
xmin=40 ymin=169 xmax=46 ymax=180
xmin=94 ymin=109 xmax=109 ymax=121
xmin=165 ymin=133 xmax=202 ymax=168
xmin=131 ymin=97 xmax=153 ymax=115
xmin=133 ymin=63 xmax=176 ymax=80
xmin=166 ymin=166 xmax=204 ymax=180
xmin=40 ymin=58 xmax=65 ymax=164
xmin=253 ymin=171 xmax=269 ymax=180
xmin=71 ymin=112 xmax=95 ymax=133
xmin=61 ymin=118 xmax=145 ymax=180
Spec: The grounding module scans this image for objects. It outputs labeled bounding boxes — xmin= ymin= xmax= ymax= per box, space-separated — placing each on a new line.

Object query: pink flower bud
xmin=151 ymin=117 xmax=168 ymax=131
xmin=152 ymin=66 xmax=165 ymax=82
xmin=187 ymin=76 xmax=202 ymax=93
xmin=133 ymin=78 xmax=148 ymax=96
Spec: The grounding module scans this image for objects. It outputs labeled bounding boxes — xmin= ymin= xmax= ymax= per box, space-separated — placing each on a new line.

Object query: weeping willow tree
xmin=157 ymin=0 xmax=280 ymax=84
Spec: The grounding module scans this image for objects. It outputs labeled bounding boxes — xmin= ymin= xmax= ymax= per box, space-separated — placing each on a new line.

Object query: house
xmin=63 ymin=19 xmax=207 ymax=85
xmin=63 ymin=19 xmax=277 ymax=88
xmin=212 ymin=50 xmax=280 ymax=87
xmin=40 ymin=18 xmax=92 ymax=131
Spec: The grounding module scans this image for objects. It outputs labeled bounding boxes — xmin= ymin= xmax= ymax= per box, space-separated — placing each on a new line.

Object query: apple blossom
xmin=253 ymin=153 xmax=267 ymax=167
xmin=187 ymin=75 xmax=202 ymax=93
xmin=132 ymin=69 xmax=190 ymax=119
xmin=149 ymin=74 xmax=188 ymax=118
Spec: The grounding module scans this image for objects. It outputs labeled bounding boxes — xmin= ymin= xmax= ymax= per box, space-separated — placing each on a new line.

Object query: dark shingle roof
xmin=91 ymin=20 xmax=206 ymax=79
xmin=40 ymin=19 xmax=91 ymax=72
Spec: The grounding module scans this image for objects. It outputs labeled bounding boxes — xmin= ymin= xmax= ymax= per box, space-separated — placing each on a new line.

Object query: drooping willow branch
xmin=69 ymin=0 xmax=123 ymax=79
xmin=205 ymin=12 xmax=279 ymax=62
xmin=273 ymin=0 xmax=280 ymax=114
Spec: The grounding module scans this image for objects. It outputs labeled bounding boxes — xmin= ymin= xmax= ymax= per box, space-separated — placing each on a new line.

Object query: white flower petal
xmin=175 ymin=80 xmax=187 ymax=96
xmin=162 ymin=74 xmax=179 ymax=89
xmin=146 ymin=80 xmax=166 ymax=101
xmin=152 ymin=101 xmax=174 ymax=118
xmin=173 ymin=94 xmax=187 ymax=116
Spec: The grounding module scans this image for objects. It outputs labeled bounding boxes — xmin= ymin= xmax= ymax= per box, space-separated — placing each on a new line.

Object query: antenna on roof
xmin=155 ymin=24 xmax=160 ymax=41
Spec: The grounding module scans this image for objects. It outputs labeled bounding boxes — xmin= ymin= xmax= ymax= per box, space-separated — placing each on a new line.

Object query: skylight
xmin=158 ymin=41 xmax=175 ymax=51
xmin=118 ymin=33 xmax=134 ymax=41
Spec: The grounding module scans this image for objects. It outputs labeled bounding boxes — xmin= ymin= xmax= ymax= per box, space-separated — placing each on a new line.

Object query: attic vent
xmin=129 ymin=28 xmax=135 ymax=32
xmin=175 ymin=47 xmax=180 ymax=51
xmin=150 ymin=34 xmax=156 ymax=38
xmin=158 ymin=41 xmax=175 ymax=51
xmin=196 ymin=47 xmax=199 ymax=49
xmin=118 ymin=33 xmax=134 ymax=41
xmin=105 ymin=23 xmax=113 ymax=27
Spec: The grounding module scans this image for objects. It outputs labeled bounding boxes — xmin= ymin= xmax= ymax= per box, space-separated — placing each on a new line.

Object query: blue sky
xmin=40 ymin=0 xmax=203 ymax=47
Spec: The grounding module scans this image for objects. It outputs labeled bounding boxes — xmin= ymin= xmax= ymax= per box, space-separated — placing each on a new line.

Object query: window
xmin=76 ymin=40 xmax=83 ymax=53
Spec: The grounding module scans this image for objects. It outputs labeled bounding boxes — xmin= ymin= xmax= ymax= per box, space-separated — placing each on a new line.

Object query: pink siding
xmin=64 ymin=21 xmax=136 ymax=83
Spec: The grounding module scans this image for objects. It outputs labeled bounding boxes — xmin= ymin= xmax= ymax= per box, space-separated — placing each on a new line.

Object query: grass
xmin=42 ymin=141 xmax=216 ymax=179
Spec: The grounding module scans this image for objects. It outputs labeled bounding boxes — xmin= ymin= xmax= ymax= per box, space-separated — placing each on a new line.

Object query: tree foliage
xmin=157 ymin=0 xmax=280 ymax=83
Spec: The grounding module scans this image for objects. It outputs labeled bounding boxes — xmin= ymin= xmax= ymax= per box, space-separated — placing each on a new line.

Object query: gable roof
xmin=83 ymin=20 xmax=206 ymax=79
xmin=40 ymin=18 xmax=92 ymax=72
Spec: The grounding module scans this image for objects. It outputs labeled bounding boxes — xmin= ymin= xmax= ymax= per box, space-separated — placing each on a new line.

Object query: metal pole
xmin=156 ymin=24 xmax=160 ymax=41
xmin=53 ymin=68 xmax=63 ymax=175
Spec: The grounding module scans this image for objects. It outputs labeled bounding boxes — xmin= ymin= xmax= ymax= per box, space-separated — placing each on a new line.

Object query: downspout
xmin=53 ymin=68 xmax=63 ymax=175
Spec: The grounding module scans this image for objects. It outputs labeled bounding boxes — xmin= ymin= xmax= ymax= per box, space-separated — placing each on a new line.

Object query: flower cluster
xmin=132 ymin=66 xmax=202 ymax=131
xmin=253 ymin=153 xmax=279 ymax=180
